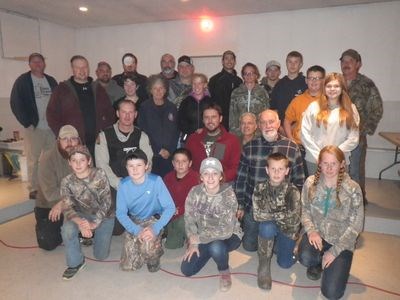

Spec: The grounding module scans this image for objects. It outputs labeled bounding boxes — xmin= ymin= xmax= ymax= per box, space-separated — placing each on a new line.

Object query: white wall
xmin=1 ymin=2 xmax=399 ymax=179
xmin=0 ymin=13 xmax=75 ymax=139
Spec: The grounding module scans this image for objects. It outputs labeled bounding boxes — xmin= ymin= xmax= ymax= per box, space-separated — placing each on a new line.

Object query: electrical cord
xmin=1 ymin=239 xmax=399 ymax=297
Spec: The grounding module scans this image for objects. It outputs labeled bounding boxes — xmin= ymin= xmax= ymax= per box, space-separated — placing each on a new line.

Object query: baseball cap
xmin=68 ymin=145 xmax=91 ymax=160
xmin=200 ymin=157 xmax=223 ymax=174
xmin=265 ymin=60 xmax=281 ymax=70
xmin=125 ymin=148 xmax=148 ymax=164
xmin=122 ymin=53 xmax=136 ymax=66
xmin=178 ymin=55 xmax=193 ymax=66
xmin=58 ymin=125 xmax=79 ymax=139
xmin=340 ymin=49 xmax=361 ymax=62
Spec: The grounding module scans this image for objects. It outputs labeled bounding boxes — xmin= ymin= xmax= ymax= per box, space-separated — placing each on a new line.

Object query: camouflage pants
xmin=120 ymin=217 xmax=164 ymax=271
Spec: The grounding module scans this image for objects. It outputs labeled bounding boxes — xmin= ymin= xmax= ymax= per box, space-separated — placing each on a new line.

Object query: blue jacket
xmin=10 ymin=71 xmax=58 ymax=128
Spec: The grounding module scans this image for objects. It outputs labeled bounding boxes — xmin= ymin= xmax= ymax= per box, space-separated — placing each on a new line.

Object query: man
xmin=35 ymin=125 xmax=80 ymax=250
xmin=10 ymin=53 xmax=58 ymax=199
xmin=235 ymin=109 xmax=305 ymax=251
xmin=284 ymin=65 xmax=326 ymax=177
xmin=168 ymin=55 xmax=194 ymax=109
xmin=95 ymin=61 xmax=125 ymax=104
xmin=112 ymin=53 xmax=148 ymax=101
xmin=47 ymin=55 xmax=115 ymax=159
xmin=340 ymin=49 xmax=383 ymax=202
xmin=160 ymin=53 xmax=178 ymax=80
xmin=185 ymin=103 xmax=241 ymax=182
xmin=239 ymin=112 xmax=258 ymax=147
xmin=270 ymin=51 xmax=308 ymax=125
xmin=208 ymin=50 xmax=242 ymax=130
xmin=95 ymin=99 xmax=153 ymax=234
xmin=260 ymin=60 xmax=281 ymax=98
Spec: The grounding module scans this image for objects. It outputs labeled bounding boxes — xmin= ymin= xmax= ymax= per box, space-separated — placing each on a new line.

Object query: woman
xmin=301 ymin=72 xmax=360 ymax=175
xmin=181 ymin=157 xmax=243 ymax=292
xmin=138 ymin=74 xmax=179 ymax=177
xmin=114 ymin=75 xmax=145 ymax=113
xmin=298 ymin=145 xmax=364 ymax=299
xmin=229 ymin=62 xmax=269 ymax=136
xmin=178 ymin=73 xmax=213 ymax=144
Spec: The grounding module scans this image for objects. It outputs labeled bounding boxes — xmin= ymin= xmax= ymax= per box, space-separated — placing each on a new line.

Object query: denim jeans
xmin=259 ymin=221 xmax=296 ymax=268
xmin=62 ymin=215 xmax=115 ymax=268
xmin=298 ymin=233 xmax=353 ymax=300
xmin=242 ymin=210 xmax=259 ymax=251
xmin=181 ymin=234 xmax=241 ymax=276
xmin=349 ymin=134 xmax=367 ymax=199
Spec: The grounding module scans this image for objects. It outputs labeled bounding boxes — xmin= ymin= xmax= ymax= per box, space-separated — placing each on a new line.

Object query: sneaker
xmin=219 ymin=272 xmax=232 ymax=292
xmin=306 ymin=265 xmax=322 ymax=281
xmin=79 ymin=237 xmax=93 ymax=247
xmin=62 ymin=259 xmax=86 ymax=280
xmin=147 ymin=260 xmax=160 ymax=273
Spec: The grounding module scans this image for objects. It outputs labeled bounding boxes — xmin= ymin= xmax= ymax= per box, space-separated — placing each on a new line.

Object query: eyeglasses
xmin=243 ymin=72 xmax=256 ymax=77
xmin=307 ymin=77 xmax=323 ymax=81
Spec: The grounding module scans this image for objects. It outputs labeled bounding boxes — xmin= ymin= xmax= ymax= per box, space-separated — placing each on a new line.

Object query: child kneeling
xmin=252 ymin=153 xmax=301 ymax=290
xmin=116 ymin=149 xmax=175 ymax=272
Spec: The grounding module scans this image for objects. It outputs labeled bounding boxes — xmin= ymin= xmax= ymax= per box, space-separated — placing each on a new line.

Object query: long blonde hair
xmin=308 ymin=145 xmax=346 ymax=207
xmin=316 ymin=73 xmax=357 ymax=130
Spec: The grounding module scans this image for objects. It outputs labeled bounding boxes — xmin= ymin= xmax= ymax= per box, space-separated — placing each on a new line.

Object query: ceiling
xmin=0 ymin=0 xmax=393 ymax=28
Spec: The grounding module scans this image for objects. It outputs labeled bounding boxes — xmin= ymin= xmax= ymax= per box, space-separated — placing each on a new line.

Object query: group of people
xmin=9 ymin=47 xmax=383 ymax=299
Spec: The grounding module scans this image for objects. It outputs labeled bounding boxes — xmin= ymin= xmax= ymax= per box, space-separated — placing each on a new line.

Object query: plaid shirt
xmin=234 ymin=135 xmax=305 ymax=211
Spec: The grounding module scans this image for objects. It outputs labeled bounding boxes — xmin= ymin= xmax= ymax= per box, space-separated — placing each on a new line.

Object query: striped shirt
xmin=234 ymin=135 xmax=305 ymax=210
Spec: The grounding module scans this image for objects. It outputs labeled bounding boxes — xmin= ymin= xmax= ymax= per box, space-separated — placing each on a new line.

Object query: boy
xmin=116 ymin=149 xmax=175 ymax=272
xmin=252 ymin=152 xmax=301 ymax=290
xmin=60 ymin=145 xmax=114 ymax=280
xmin=270 ymin=51 xmax=307 ymax=126
xmin=163 ymin=148 xmax=199 ymax=249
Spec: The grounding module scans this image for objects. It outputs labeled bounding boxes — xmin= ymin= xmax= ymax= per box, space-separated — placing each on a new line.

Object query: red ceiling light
xmin=200 ymin=17 xmax=214 ymax=32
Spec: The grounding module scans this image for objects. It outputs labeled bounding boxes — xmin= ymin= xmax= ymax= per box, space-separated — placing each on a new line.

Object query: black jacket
xmin=10 ymin=71 xmax=58 ymax=128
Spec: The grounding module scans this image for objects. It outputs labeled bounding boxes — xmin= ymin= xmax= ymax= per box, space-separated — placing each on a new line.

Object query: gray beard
xmin=262 ymin=130 xmax=278 ymax=142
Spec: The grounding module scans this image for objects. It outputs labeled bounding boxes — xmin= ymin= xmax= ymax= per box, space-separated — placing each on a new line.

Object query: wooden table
xmin=378 ymin=132 xmax=400 ymax=179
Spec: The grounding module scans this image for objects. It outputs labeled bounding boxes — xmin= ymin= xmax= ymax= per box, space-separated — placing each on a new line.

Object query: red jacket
xmin=185 ymin=126 xmax=241 ymax=182
xmin=163 ymin=169 xmax=199 ymax=219
xmin=47 ymin=79 xmax=115 ymax=143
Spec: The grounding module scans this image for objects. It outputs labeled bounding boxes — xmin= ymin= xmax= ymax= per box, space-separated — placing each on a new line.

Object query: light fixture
xmin=200 ymin=17 xmax=213 ymax=32
xmin=79 ymin=6 xmax=88 ymax=12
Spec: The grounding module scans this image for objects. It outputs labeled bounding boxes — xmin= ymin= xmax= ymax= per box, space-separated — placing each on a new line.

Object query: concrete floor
xmin=0 ymin=177 xmax=399 ymax=299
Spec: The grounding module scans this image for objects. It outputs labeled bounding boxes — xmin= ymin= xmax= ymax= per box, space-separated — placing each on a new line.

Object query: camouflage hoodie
xmin=185 ymin=183 xmax=243 ymax=244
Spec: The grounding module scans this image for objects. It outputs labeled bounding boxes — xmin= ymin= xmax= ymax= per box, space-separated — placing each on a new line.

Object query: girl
xmin=181 ymin=157 xmax=242 ymax=292
xmin=298 ymin=145 xmax=364 ymax=299
xmin=301 ymin=73 xmax=359 ymax=175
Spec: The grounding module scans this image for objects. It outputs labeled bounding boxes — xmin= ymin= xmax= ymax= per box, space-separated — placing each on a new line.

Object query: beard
xmin=262 ymin=129 xmax=278 ymax=142
xmin=58 ymin=143 xmax=75 ymax=159
xmin=162 ymin=67 xmax=173 ymax=75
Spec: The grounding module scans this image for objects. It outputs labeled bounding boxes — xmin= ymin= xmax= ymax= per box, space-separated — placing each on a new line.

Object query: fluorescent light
xmin=79 ymin=6 xmax=88 ymax=12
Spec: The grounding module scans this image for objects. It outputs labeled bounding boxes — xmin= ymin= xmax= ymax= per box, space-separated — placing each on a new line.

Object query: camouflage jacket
xmin=347 ymin=73 xmax=383 ymax=136
xmin=252 ymin=180 xmax=301 ymax=239
xmin=229 ymin=83 xmax=270 ymax=136
xmin=184 ymin=183 xmax=243 ymax=244
xmin=168 ymin=76 xmax=192 ymax=109
xmin=301 ymin=174 xmax=364 ymax=257
xmin=61 ymin=168 xmax=114 ymax=226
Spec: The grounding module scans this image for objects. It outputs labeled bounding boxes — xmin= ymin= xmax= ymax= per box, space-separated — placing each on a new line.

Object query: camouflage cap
xmin=68 ymin=145 xmax=91 ymax=160
xmin=200 ymin=157 xmax=223 ymax=174
xmin=265 ymin=60 xmax=281 ymax=70
xmin=178 ymin=55 xmax=193 ymax=66
xmin=340 ymin=49 xmax=361 ymax=62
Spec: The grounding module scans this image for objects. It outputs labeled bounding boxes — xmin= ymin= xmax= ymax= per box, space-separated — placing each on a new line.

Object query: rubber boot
xmin=257 ymin=237 xmax=274 ymax=290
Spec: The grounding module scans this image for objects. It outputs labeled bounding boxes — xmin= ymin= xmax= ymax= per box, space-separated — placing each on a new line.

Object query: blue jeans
xmin=242 ymin=210 xmax=259 ymax=252
xmin=259 ymin=221 xmax=296 ymax=268
xmin=62 ymin=215 xmax=115 ymax=268
xmin=349 ymin=134 xmax=367 ymax=199
xmin=181 ymin=234 xmax=241 ymax=276
xmin=298 ymin=233 xmax=353 ymax=300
